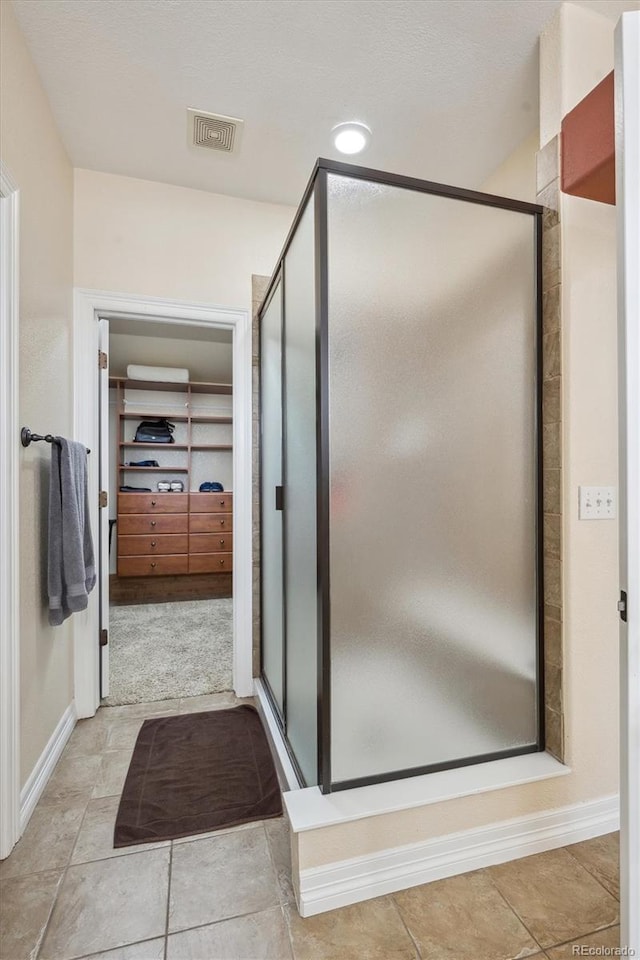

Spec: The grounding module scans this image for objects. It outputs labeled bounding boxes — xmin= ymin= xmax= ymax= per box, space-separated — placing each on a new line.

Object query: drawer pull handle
xmin=151 ymin=541 xmax=157 ymax=547
xmin=219 ymin=539 xmax=225 ymax=546
xmin=219 ymin=559 xmax=225 ymax=566
xmin=151 ymin=562 xmax=156 ymax=568
xmin=150 ymin=520 xmax=156 ymax=527
xmin=151 ymin=499 xmax=157 ymax=506
xmin=220 ymin=500 xmax=225 ymax=506
xmin=220 ymin=519 xmax=225 ymax=526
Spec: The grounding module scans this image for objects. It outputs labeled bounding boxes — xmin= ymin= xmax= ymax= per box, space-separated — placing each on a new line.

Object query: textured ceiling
xmin=10 ymin=0 xmax=636 ymax=205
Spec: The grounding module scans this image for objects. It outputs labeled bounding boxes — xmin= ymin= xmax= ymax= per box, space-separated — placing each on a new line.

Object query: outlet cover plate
xmin=579 ymin=485 xmax=617 ymax=519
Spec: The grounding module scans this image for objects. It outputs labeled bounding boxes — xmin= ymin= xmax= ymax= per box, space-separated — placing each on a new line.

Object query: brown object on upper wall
xmin=561 ymin=71 xmax=615 ymax=205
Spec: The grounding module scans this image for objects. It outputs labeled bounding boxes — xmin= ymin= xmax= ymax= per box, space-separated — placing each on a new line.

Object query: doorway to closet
xmin=100 ymin=315 xmax=235 ymax=706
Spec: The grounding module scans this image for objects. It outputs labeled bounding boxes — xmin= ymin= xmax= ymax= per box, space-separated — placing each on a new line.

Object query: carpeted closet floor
xmin=104 ymin=598 xmax=233 ymax=705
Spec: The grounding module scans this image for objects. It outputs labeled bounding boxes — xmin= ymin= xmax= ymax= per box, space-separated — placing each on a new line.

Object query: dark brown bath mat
xmin=114 ymin=705 xmax=282 ymax=846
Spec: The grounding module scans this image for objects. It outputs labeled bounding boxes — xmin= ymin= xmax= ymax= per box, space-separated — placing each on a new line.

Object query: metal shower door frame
xmin=258 ymin=158 xmax=545 ymax=795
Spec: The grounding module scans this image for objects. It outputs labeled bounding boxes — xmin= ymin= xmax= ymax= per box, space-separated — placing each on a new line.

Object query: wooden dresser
xmin=188 ymin=492 xmax=233 ymax=573
xmin=117 ymin=492 xmax=233 ymax=577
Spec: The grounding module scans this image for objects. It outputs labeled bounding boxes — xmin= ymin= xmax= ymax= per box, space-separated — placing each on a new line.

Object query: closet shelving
xmin=110 ymin=376 xmax=233 ymax=490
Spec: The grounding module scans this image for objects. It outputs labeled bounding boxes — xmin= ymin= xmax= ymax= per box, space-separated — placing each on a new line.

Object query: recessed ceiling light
xmin=332 ymin=122 xmax=371 ymax=155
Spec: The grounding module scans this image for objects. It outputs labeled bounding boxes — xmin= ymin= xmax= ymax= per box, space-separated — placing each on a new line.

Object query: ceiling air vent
xmin=187 ymin=109 xmax=243 ymax=154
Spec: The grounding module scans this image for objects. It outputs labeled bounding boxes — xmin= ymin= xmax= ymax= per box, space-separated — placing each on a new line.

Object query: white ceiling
xmin=12 ymin=0 xmax=637 ymax=206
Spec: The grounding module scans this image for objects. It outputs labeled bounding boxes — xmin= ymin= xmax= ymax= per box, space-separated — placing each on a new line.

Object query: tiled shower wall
xmin=537 ymin=135 xmax=564 ymax=762
xmin=252 ymin=168 xmax=564 ymax=759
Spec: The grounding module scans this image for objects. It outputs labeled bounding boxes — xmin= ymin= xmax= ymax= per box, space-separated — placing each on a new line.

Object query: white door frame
xmin=0 ymin=163 xmax=21 ymax=859
xmin=615 ymin=12 xmax=640 ymax=954
xmin=73 ymin=288 xmax=253 ymax=718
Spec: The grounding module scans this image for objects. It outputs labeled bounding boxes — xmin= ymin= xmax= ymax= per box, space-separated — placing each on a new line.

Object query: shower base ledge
xmin=283 ymin=751 xmax=569 ymax=833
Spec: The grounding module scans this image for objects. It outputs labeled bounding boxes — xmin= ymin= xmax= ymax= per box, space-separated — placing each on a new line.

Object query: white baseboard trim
xmin=19 ymin=702 xmax=77 ymax=832
xmin=298 ymin=793 xmax=619 ymax=916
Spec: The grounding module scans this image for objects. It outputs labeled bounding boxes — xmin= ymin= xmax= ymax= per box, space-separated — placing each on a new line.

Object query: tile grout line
xmin=34 ymin=795 xmax=94 ymax=960
xmin=73 ymin=936 xmax=167 ymax=960
xmin=280 ymin=894 xmax=297 ymax=960
xmin=538 ymin=921 xmax=621 ymax=955
xmin=562 ymin=845 xmax=620 ymax=903
xmin=480 ymin=867 xmax=547 ymax=954
xmin=167 ymin=903 xmax=294 ymax=940
xmin=484 ymin=863 xmax=621 ymax=955
xmin=388 ymin=893 xmax=423 ymax=960
xmin=33 ymin=760 xmax=102 ymax=960
xmin=163 ymin=842 xmax=174 ymax=959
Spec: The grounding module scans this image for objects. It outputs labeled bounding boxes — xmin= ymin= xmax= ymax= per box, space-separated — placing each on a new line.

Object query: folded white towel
xmin=127 ymin=364 xmax=189 ymax=383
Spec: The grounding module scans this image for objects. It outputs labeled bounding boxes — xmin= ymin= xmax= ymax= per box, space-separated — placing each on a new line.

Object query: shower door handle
xmin=275 ymin=486 xmax=284 ymax=511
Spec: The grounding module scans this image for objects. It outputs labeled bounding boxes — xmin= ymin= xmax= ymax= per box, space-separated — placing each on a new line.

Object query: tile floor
xmin=0 ymin=694 xmax=622 ymax=960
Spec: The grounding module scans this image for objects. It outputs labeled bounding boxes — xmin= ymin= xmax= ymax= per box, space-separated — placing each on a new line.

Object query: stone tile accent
xmin=252 ymin=275 xmax=271 ymax=677
xmin=537 ymin=135 xmax=564 ymax=762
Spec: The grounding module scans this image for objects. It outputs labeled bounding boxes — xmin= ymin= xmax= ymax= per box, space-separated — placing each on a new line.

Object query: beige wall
xmin=74 ymin=169 xmax=294 ymax=309
xmin=0 ymin=1 xmax=75 ymax=785
xmin=296 ymin=3 xmax=620 ymax=872
xmin=481 ymin=130 xmax=538 ymax=202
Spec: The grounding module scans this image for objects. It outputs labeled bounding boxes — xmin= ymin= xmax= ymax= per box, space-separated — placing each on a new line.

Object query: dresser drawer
xmin=189 ymin=553 xmax=233 ymax=574
xmin=189 ymin=513 xmax=233 ymax=534
xmin=189 ymin=492 xmax=233 ymax=513
xmin=189 ymin=533 xmax=233 ymax=554
xmin=118 ymin=534 xmax=188 ymax=556
xmin=118 ymin=514 xmax=188 ymax=535
xmin=118 ymin=493 xmax=188 ymax=514
xmin=118 ymin=555 xmax=189 ymax=577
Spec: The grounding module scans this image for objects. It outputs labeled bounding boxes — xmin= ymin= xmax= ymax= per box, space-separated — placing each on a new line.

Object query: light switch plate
xmin=579 ymin=486 xmax=617 ymax=519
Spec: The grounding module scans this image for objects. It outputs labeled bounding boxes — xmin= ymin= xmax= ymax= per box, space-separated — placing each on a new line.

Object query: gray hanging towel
xmin=48 ymin=438 xmax=96 ymax=626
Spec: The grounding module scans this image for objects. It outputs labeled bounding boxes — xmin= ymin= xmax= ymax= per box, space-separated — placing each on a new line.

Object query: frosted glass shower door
xmin=326 ymin=173 xmax=540 ymax=786
xmin=260 ymin=279 xmax=284 ymax=717
xmin=283 ymin=197 xmax=319 ymax=786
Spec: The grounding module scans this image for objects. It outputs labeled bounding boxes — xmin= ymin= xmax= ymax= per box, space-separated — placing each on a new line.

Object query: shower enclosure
xmin=259 ymin=158 xmax=543 ymax=794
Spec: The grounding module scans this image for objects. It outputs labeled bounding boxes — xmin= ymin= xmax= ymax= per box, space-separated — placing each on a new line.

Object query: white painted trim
xmin=0 ymin=163 xmax=21 ymax=860
xmin=284 ymin=751 xmax=570 ymax=834
xmin=297 ymin=793 xmax=619 ymax=916
xmin=72 ymin=289 xmax=253 ymax=718
xmin=615 ymin=12 xmax=640 ymax=955
xmin=19 ymin=702 xmax=77 ymax=833
xmin=254 ymin=678 xmax=300 ymax=792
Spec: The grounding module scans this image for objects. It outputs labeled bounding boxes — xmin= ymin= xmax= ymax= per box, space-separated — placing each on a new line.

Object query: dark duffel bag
xmin=134 ymin=419 xmax=175 ymax=443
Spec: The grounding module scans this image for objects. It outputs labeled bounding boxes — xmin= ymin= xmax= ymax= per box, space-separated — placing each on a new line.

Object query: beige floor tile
xmin=0 ymin=869 xmax=63 ymax=960
xmin=0 ymin=801 xmax=86 ymax=879
xmin=167 ymin=906 xmax=293 ymax=959
xmin=76 ymin=938 xmax=166 ymax=959
xmin=171 ymin=818 xmax=263 ymax=844
xmin=106 ymin=718 xmax=145 ymax=751
xmin=98 ymin=699 xmax=181 ymax=721
xmin=169 ymin=826 xmax=279 ymax=932
xmin=64 ymin=717 xmax=111 ymax=757
xmin=394 ymin=870 xmax=539 ymax=960
xmin=92 ymin=750 xmax=133 ymax=799
xmin=545 ymin=924 xmax=620 ymax=959
xmin=488 ymin=848 xmax=619 ymax=948
xmin=39 ymin=754 xmax=103 ymax=807
xmin=285 ymin=898 xmax=417 ymax=960
xmin=265 ymin=817 xmax=295 ymax=904
xmin=71 ymin=797 xmax=170 ymax=864
xmin=39 ymin=848 xmax=170 ymax=960
xmin=178 ymin=691 xmax=237 ymax=713
xmin=566 ymin=832 xmax=620 ymax=899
